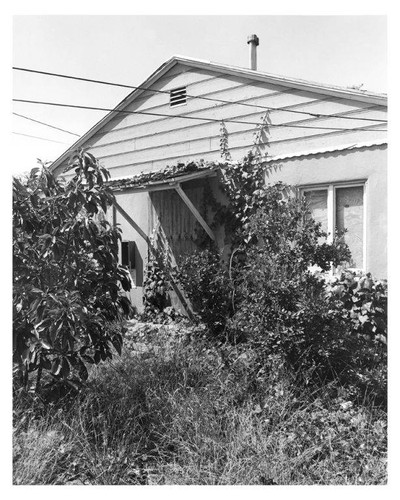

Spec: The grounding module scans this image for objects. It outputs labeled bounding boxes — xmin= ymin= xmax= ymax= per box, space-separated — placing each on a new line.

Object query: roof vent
xmin=247 ymin=34 xmax=259 ymax=70
xmin=170 ymin=86 xmax=187 ymax=107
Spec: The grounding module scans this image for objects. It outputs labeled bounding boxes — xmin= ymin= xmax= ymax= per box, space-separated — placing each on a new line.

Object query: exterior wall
xmin=113 ymin=191 xmax=150 ymax=312
xmin=111 ymin=176 xmax=227 ymax=313
xmin=53 ymin=62 xmax=387 ymax=294
xmin=55 ymin=63 xmax=387 ymax=179
xmin=264 ymin=144 xmax=387 ymax=278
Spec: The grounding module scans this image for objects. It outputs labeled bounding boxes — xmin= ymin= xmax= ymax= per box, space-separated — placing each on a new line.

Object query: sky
xmin=11 ymin=15 xmax=387 ymax=175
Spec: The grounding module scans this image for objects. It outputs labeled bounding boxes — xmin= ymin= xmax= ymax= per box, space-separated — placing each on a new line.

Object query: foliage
xmin=219 ymin=121 xmax=232 ymax=161
xmin=108 ymin=159 xmax=225 ymax=192
xmin=323 ymin=272 xmax=387 ymax=404
xmin=178 ymin=249 xmax=233 ymax=338
xmin=229 ymin=200 xmax=386 ymax=395
xmin=214 ymin=152 xmax=268 ymax=243
xmin=13 ymin=325 xmax=387 ymax=485
xmin=325 ymin=272 xmax=387 ymax=343
xmin=178 ymin=179 xmax=349 ymax=338
xmin=176 ymin=155 xmax=386 ymax=401
xmin=13 ymin=152 xmax=133 ymax=395
xmin=142 ymin=258 xmax=171 ymax=317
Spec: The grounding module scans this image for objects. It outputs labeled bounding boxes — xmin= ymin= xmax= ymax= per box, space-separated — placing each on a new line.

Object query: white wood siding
xmin=58 ymin=63 xmax=387 ymax=177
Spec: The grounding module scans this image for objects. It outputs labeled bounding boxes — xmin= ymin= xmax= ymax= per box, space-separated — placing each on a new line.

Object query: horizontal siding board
xmin=89 ymin=113 xmax=385 ymax=164
xmin=61 ymin=63 xmax=386 ymax=179
xmin=90 ymin=94 xmax=377 ymax=147
xmin=91 ymin=82 xmax=337 ymax=138
xmin=103 ymin=127 xmax=386 ymax=179
xmin=124 ymin=71 xmax=220 ymax=112
xmin=88 ymin=93 xmax=380 ymax=149
xmin=87 ymin=105 xmax=385 ymax=157
xmin=125 ymin=78 xmax=291 ymax=115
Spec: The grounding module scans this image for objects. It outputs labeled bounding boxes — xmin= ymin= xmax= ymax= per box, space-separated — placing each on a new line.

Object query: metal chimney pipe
xmin=247 ymin=34 xmax=259 ymax=70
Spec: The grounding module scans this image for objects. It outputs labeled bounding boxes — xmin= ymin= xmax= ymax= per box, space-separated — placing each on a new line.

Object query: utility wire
xmin=13 ymin=112 xmax=80 ymax=137
xmin=13 ymin=98 xmax=388 ymax=133
xmin=12 ymin=131 xmax=73 ymax=144
xmin=13 ymin=66 xmax=388 ymax=124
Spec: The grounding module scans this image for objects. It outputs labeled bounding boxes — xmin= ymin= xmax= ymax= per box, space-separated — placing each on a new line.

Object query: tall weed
xmin=13 ymin=323 xmax=386 ymax=485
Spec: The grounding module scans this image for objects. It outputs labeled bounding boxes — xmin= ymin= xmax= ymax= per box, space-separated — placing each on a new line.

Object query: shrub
xmin=13 ymin=152 xmax=132 ymax=396
xmin=230 ymin=206 xmax=387 ymax=395
xmin=142 ymin=258 xmax=171 ymax=317
xmin=177 ymin=180 xmax=387 ymax=402
xmin=178 ymin=249 xmax=233 ymax=338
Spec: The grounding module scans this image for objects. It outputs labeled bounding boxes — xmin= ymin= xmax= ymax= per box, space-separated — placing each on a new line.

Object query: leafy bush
xmin=142 ymin=259 xmax=170 ymax=316
xmin=178 ymin=249 xmax=233 ymax=338
xmin=229 ymin=201 xmax=387 ymax=396
xmin=323 ymin=272 xmax=387 ymax=404
xmin=177 ymin=177 xmax=386 ymax=402
xmin=13 ymin=152 xmax=132 ymax=396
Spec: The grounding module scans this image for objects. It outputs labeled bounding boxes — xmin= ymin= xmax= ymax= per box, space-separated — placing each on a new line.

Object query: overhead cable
xmin=13 ymin=98 xmax=388 ymax=133
xmin=13 ymin=66 xmax=388 ymax=124
xmin=12 ymin=131 xmax=73 ymax=144
xmin=13 ymin=112 xmax=80 ymax=137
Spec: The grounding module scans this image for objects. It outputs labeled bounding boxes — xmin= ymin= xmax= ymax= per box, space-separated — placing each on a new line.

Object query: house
xmin=50 ymin=36 xmax=387 ymax=312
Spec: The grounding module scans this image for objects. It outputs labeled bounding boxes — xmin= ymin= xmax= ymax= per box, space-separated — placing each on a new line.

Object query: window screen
xmin=335 ymin=186 xmax=364 ymax=268
xmin=304 ymin=189 xmax=328 ymax=234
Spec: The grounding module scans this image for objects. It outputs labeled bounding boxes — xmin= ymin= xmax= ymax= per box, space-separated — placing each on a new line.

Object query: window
xmin=121 ymin=241 xmax=136 ymax=270
xmin=169 ymin=86 xmax=187 ymax=107
xmin=302 ymin=183 xmax=366 ymax=270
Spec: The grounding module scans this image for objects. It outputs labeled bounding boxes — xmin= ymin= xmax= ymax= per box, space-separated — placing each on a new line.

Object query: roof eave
xmin=174 ymin=56 xmax=387 ymax=104
xmin=109 ymin=164 xmax=219 ymax=194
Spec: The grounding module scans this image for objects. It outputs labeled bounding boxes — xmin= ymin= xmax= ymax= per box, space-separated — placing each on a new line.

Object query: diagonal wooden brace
xmin=112 ymin=198 xmax=195 ymax=319
xmin=174 ymin=183 xmax=215 ymax=241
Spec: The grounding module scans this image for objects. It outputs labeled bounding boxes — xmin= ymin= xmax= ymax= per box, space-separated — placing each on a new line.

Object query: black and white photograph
xmin=8 ymin=8 xmax=392 ymax=490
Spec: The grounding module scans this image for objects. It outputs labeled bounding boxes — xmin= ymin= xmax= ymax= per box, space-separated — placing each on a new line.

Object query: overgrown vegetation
xmin=13 ymin=323 xmax=387 ymax=485
xmin=13 ymin=152 xmax=387 ymax=484
xmin=178 ymin=155 xmax=387 ymax=407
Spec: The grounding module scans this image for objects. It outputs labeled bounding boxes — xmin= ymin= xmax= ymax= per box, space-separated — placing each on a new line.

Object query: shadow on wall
xmin=264 ymin=162 xmax=283 ymax=181
xmin=133 ymin=245 xmax=144 ymax=287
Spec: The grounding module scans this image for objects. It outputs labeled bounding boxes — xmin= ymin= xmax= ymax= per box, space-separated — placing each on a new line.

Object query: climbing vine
xmin=219 ymin=120 xmax=232 ymax=161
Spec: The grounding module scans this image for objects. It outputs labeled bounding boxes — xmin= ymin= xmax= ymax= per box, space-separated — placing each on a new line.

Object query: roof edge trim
xmin=263 ymin=139 xmax=387 ymax=162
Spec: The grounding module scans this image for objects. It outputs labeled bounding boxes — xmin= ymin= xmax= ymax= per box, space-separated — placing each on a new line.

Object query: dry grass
xmin=13 ymin=322 xmax=387 ymax=485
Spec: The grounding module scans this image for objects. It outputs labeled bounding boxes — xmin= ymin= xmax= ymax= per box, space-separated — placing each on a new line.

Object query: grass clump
xmin=13 ymin=321 xmax=387 ymax=485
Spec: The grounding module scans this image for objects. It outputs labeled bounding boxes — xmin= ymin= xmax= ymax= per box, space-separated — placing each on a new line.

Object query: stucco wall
xmin=113 ymin=191 xmax=150 ymax=312
xmin=264 ymin=144 xmax=387 ymax=278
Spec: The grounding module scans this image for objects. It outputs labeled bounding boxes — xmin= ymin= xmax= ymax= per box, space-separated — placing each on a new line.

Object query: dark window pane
xmin=121 ymin=241 xmax=129 ymax=267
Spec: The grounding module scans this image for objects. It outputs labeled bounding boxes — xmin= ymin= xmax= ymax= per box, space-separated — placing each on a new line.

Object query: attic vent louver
xmin=170 ymin=86 xmax=187 ymax=107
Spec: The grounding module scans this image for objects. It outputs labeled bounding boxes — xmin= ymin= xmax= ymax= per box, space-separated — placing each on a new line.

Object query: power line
xmin=12 ymin=131 xmax=72 ymax=144
xmin=13 ymin=112 xmax=80 ymax=137
xmin=13 ymin=98 xmax=388 ymax=133
xmin=13 ymin=66 xmax=388 ymax=124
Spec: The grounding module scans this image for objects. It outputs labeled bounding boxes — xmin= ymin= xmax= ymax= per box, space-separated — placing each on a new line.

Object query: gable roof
xmin=50 ymin=55 xmax=387 ymax=173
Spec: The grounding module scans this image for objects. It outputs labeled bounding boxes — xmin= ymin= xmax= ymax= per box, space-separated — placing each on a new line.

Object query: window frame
xmin=300 ymin=180 xmax=367 ymax=272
